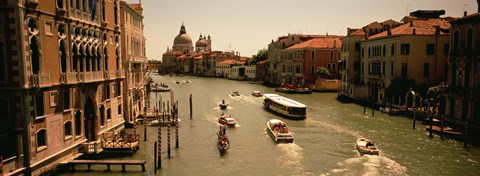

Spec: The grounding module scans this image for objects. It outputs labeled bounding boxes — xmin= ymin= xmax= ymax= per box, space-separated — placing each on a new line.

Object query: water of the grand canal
xmin=62 ymin=75 xmax=480 ymax=176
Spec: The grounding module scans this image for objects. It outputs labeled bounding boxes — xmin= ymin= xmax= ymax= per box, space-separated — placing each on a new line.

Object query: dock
xmin=425 ymin=125 xmax=463 ymax=138
xmin=67 ymin=159 xmax=146 ymax=172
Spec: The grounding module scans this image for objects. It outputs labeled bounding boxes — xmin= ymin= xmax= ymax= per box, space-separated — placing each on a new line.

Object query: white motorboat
xmin=266 ymin=119 xmax=293 ymax=143
xmin=356 ymin=138 xmax=379 ymax=155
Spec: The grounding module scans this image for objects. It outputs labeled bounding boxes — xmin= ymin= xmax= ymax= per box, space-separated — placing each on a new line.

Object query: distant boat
xmin=266 ymin=119 xmax=293 ymax=143
xmin=251 ymin=91 xmax=263 ymax=97
xmin=356 ymin=138 xmax=379 ymax=155
xmin=275 ymin=87 xmax=294 ymax=94
xmin=293 ymin=87 xmax=312 ymax=94
xmin=231 ymin=91 xmax=240 ymax=97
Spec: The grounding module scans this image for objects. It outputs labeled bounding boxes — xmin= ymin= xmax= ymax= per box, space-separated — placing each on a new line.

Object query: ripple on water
xmin=321 ymin=155 xmax=407 ymax=176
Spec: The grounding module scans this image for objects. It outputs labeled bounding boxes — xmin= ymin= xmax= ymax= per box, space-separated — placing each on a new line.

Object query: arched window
xmin=102 ymin=0 xmax=106 ymax=21
xmin=79 ymin=45 xmax=85 ymax=72
xmin=100 ymin=105 xmax=105 ymax=126
xmin=57 ymin=0 xmax=64 ymax=9
xmin=85 ymin=45 xmax=91 ymax=72
xmin=74 ymin=110 xmax=82 ymax=136
xmin=60 ymin=40 xmax=67 ymax=73
xmin=114 ymin=0 xmax=118 ymax=25
xmin=116 ymin=47 xmax=120 ymax=70
xmin=64 ymin=121 xmax=72 ymax=138
xmin=72 ymin=43 xmax=79 ymax=72
xmin=30 ymin=36 xmax=41 ymax=74
xmin=36 ymin=129 xmax=47 ymax=150
xmin=104 ymin=46 xmax=108 ymax=71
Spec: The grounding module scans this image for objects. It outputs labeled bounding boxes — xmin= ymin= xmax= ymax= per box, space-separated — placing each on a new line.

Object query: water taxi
xmin=231 ymin=91 xmax=241 ymax=97
xmin=266 ymin=119 xmax=293 ymax=143
xmin=218 ymin=115 xmax=237 ymax=127
xmin=356 ymin=138 xmax=379 ymax=155
xmin=263 ymin=94 xmax=306 ymax=119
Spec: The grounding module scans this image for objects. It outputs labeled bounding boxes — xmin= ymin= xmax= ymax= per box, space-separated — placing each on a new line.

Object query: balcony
xmin=116 ymin=70 xmax=125 ymax=79
xmin=60 ymin=72 xmax=78 ymax=84
xmin=83 ymin=141 xmax=103 ymax=154
xmin=78 ymin=71 xmax=104 ymax=83
xmin=103 ymin=71 xmax=110 ymax=79
xmin=129 ymin=56 xmax=147 ymax=63
xmin=30 ymin=73 xmax=50 ymax=88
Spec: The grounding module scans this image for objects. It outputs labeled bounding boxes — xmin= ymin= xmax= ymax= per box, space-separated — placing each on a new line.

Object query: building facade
xmin=0 ymin=0 xmax=125 ymax=175
xmin=441 ymin=6 xmax=480 ymax=138
xmin=120 ymin=1 xmax=147 ymax=124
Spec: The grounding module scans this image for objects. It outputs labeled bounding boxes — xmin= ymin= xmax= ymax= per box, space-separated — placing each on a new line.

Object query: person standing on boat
xmin=222 ymin=99 xmax=225 ymax=104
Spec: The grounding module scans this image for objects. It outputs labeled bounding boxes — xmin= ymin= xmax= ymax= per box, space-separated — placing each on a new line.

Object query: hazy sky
xmin=125 ymin=0 xmax=478 ymax=61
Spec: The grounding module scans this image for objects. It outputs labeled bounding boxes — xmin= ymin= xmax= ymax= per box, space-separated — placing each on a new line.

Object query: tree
xmin=316 ymin=67 xmax=330 ymax=79
xmin=249 ymin=48 xmax=268 ymax=65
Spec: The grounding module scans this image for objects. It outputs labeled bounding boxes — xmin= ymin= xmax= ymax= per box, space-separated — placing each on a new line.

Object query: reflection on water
xmin=62 ymin=75 xmax=480 ymax=176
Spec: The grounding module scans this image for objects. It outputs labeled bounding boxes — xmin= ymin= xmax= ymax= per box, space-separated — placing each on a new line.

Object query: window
xmin=453 ymin=31 xmax=459 ymax=51
xmin=426 ymin=44 xmax=435 ymax=55
xmin=311 ymin=51 xmax=314 ymax=61
xmin=49 ymin=91 xmax=58 ymax=107
xmin=105 ymin=83 xmax=110 ymax=99
xmin=102 ymin=0 xmax=106 ymax=21
xmin=355 ymin=43 xmax=360 ymax=51
xmin=368 ymin=47 xmax=371 ymax=57
xmin=107 ymin=108 xmax=111 ymax=121
xmin=401 ymin=63 xmax=408 ymax=78
xmin=361 ymin=48 xmax=364 ymax=57
xmin=74 ymin=110 xmax=81 ymax=136
xmin=30 ymin=36 xmax=40 ymax=74
xmin=330 ymin=51 xmax=333 ymax=61
xmin=0 ymin=42 xmax=5 ymax=81
xmin=57 ymin=0 xmax=64 ymax=9
xmin=115 ymin=82 xmax=121 ymax=97
xmin=35 ymin=93 xmax=44 ymax=117
xmin=382 ymin=62 xmax=385 ymax=75
xmin=391 ymin=62 xmax=394 ymax=76
xmin=383 ymin=45 xmax=386 ymax=56
xmin=36 ymin=129 xmax=47 ymax=151
xmin=444 ymin=44 xmax=449 ymax=55
xmin=466 ymin=29 xmax=473 ymax=49
xmin=114 ymin=0 xmax=118 ymax=25
xmin=60 ymin=41 xmax=67 ymax=73
xmin=64 ymin=121 xmax=72 ymax=139
xmin=118 ymin=105 xmax=122 ymax=117
xmin=44 ymin=21 xmax=53 ymax=36
xmin=311 ymin=66 xmax=315 ymax=74
xmin=332 ymin=64 xmax=336 ymax=70
xmin=100 ymin=105 xmax=105 ymax=126
xmin=424 ymin=63 xmax=430 ymax=78
xmin=391 ymin=44 xmax=395 ymax=56
xmin=401 ymin=44 xmax=410 ymax=55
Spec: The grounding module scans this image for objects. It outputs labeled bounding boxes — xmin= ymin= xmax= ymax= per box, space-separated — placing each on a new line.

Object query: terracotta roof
xmin=368 ymin=18 xmax=451 ymax=40
xmin=194 ymin=55 xmax=203 ymax=60
xmin=349 ymin=29 xmax=365 ymax=36
xmin=286 ymin=37 xmax=342 ymax=49
xmin=177 ymin=55 xmax=186 ymax=59
xmin=163 ymin=50 xmax=183 ymax=56
xmin=218 ymin=59 xmax=237 ymax=65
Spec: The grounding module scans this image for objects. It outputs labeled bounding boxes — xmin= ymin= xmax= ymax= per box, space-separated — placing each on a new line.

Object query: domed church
xmin=171 ymin=23 xmax=211 ymax=54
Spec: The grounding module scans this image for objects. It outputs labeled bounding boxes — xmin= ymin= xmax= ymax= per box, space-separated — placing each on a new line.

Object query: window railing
xmin=30 ymin=73 xmax=50 ymax=87
xmin=60 ymin=72 xmax=79 ymax=84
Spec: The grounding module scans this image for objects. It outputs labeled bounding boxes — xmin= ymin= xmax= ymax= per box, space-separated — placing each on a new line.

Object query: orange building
xmin=282 ymin=37 xmax=342 ymax=85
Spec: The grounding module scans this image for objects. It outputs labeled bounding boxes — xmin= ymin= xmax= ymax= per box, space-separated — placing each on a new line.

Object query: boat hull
xmin=356 ymin=138 xmax=379 ymax=155
xmin=266 ymin=120 xmax=294 ymax=143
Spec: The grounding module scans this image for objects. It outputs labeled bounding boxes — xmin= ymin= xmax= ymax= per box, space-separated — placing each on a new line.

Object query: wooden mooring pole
xmin=154 ymin=141 xmax=157 ymax=174
xmin=440 ymin=115 xmax=445 ymax=140
xmin=464 ymin=122 xmax=469 ymax=148
xmin=167 ymin=116 xmax=171 ymax=158
xmin=175 ymin=101 xmax=179 ymax=148
xmin=144 ymin=123 xmax=147 ymax=141
xmin=364 ymin=104 xmax=366 ymax=114
xmin=412 ymin=109 xmax=416 ymax=129
xmin=190 ymin=94 xmax=193 ymax=119
xmin=157 ymin=111 xmax=162 ymax=168
xmin=371 ymin=104 xmax=374 ymax=117
xmin=429 ymin=112 xmax=433 ymax=138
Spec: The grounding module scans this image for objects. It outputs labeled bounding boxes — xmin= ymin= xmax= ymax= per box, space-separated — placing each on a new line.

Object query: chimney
xmin=409 ymin=21 xmax=413 ymax=27
xmin=478 ymin=0 xmax=480 ymax=12
xmin=387 ymin=28 xmax=391 ymax=36
xmin=464 ymin=11 xmax=467 ymax=17
xmin=413 ymin=29 xmax=416 ymax=35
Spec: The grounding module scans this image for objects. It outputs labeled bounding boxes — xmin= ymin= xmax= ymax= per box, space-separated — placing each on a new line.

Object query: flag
xmin=89 ymin=0 xmax=97 ymax=21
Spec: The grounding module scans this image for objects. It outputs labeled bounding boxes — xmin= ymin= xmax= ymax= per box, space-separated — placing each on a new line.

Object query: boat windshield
xmin=288 ymin=107 xmax=306 ymax=115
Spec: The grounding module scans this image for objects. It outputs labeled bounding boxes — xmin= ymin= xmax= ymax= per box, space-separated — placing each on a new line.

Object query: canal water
xmin=63 ymin=75 xmax=480 ymax=176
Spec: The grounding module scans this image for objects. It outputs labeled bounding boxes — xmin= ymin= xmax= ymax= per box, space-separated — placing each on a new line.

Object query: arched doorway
xmin=84 ymin=96 xmax=96 ymax=141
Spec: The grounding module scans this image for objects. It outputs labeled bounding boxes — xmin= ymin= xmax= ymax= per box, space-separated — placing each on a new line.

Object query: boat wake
xmin=276 ymin=143 xmax=305 ymax=173
xmin=306 ymin=119 xmax=363 ymax=139
xmin=321 ymin=155 xmax=407 ymax=176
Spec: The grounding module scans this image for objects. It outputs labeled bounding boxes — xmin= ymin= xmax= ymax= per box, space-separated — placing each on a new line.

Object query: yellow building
xmin=360 ymin=16 xmax=451 ymax=105
xmin=120 ymin=1 xmax=147 ymax=124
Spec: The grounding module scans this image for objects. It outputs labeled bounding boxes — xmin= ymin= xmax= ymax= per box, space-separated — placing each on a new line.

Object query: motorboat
xmin=356 ymin=138 xmax=379 ymax=155
xmin=151 ymin=86 xmax=170 ymax=92
xmin=266 ymin=119 xmax=293 ymax=143
xmin=231 ymin=91 xmax=240 ymax=97
xmin=293 ymin=87 xmax=312 ymax=94
xmin=251 ymin=91 xmax=263 ymax=97
xmin=218 ymin=115 xmax=237 ymax=127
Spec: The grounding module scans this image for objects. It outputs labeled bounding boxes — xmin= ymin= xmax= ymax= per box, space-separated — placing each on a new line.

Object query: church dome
xmin=174 ymin=34 xmax=192 ymax=45
xmin=173 ymin=23 xmax=193 ymax=45
xmin=196 ymin=39 xmax=207 ymax=47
